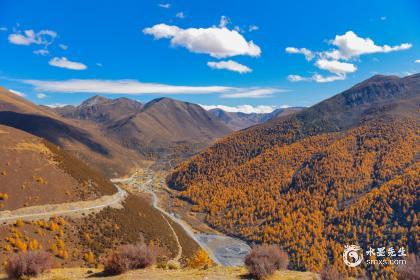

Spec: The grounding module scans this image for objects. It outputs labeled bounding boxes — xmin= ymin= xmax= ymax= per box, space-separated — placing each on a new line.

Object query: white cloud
xmin=221 ymin=88 xmax=284 ymax=98
xmin=285 ymin=47 xmax=314 ymax=61
xmin=96 ymin=63 xmax=103 ymax=67
xmin=143 ymin=23 xmax=261 ymax=58
xmin=312 ymin=73 xmax=345 ymax=83
xmin=380 ymin=16 xmax=387 ymax=21
xmin=158 ymin=3 xmax=170 ymax=8
xmin=45 ymin=103 xmax=69 ymax=108
xmin=415 ymin=60 xmax=420 ymax=63
xmin=207 ymin=60 xmax=252 ymax=73
xmin=36 ymin=93 xmax=47 ymax=99
xmin=315 ymin=59 xmax=357 ymax=74
xmin=176 ymin=12 xmax=185 ymax=19
xmin=200 ymin=104 xmax=276 ymax=114
xmin=287 ymin=75 xmax=310 ymax=82
xmin=287 ymin=31 xmax=411 ymax=83
xmin=21 ymin=79 xmax=286 ymax=99
xmin=8 ymin=29 xmax=57 ymax=46
xmin=288 ymin=73 xmax=345 ymax=83
xmin=33 ymin=49 xmax=49 ymax=56
xmin=219 ymin=16 xmax=230 ymax=28
xmin=248 ymin=25 xmax=258 ymax=32
xmin=9 ymin=89 xmax=25 ymax=97
xmin=49 ymin=57 xmax=87 ymax=70
xmin=0 ymin=27 xmax=7 ymax=32
xmin=22 ymin=79 xmax=233 ymax=95
xmin=326 ymin=31 xmax=412 ymax=60
xmin=59 ymin=44 xmax=68 ymax=50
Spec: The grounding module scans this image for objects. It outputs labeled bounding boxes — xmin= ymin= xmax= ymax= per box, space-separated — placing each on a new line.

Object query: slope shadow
xmin=0 ymin=111 xmax=109 ymax=155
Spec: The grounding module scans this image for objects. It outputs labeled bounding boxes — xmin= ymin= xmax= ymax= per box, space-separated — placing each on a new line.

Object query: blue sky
xmin=0 ymin=0 xmax=419 ymax=113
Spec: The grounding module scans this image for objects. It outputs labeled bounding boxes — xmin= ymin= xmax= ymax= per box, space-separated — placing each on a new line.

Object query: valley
xmin=114 ymin=167 xmax=251 ymax=266
xmin=0 ymin=73 xmax=418 ymax=280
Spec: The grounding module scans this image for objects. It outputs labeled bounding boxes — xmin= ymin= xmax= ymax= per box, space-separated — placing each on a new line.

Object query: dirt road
xmin=116 ymin=172 xmax=250 ymax=266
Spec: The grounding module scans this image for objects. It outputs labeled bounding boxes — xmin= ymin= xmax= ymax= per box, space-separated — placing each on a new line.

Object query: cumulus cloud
xmin=33 ymin=49 xmax=49 ymax=56
xmin=36 ymin=93 xmax=47 ymax=99
xmin=285 ymin=47 xmax=314 ymax=61
xmin=207 ymin=60 xmax=252 ymax=73
xmin=325 ymin=31 xmax=412 ymax=60
xmin=20 ymin=79 xmax=286 ymax=99
xmin=314 ymin=59 xmax=357 ymax=74
xmin=176 ymin=12 xmax=185 ymax=19
xmin=49 ymin=57 xmax=87 ymax=70
xmin=158 ymin=3 xmax=170 ymax=8
xmin=200 ymin=104 xmax=276 ymax=114
xmin=287 ymin=31 xmax=411 ymax=82
xmin=312 ymin=73 xmax=346 ymax=83
xmin=143 ymin=21 xmax=261 ymax=58
xmin=9 ymin=89 xmax=25 ymax=97
xmin=415 ymin=59 xmax=420 ymax=63
xmin=8 ymin=29 xmax=57 ymax=46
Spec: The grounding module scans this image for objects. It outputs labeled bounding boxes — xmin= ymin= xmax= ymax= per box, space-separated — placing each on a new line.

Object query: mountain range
xmin=168 ymin=74 xmax=419 ymax=278
xmin=0 ymin=73 xmax=418 ymax=278
xmin=208 ymin=107 xmax=303 ymax=130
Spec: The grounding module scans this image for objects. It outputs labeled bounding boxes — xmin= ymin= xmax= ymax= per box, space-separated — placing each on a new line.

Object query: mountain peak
xmin=80 ymin=95 xmax=109 ymax=107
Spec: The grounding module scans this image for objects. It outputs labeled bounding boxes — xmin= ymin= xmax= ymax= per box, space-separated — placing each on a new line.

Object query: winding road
xmin=115 ymin=172 xmax=250 ymax=266
xmin=0 ymin=185 xmax=127 ymax=223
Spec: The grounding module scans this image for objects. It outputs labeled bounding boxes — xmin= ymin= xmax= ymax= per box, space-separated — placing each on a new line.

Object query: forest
xmin=169 ymin=113 xmax=419 ymax=279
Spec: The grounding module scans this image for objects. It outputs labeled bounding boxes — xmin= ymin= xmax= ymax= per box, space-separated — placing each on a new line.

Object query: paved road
xmin=118 ymin=172 xmax=250 ymax=266
xmin=0 ymin=185 xmax=127 ymax=223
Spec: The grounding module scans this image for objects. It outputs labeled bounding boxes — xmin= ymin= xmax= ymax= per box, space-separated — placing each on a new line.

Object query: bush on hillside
xmin=103 ymin=242 xmax=158 ymax=275
xmin=5 ymin=250 xmax=54 ymax=279
xmin=187 ymin=248 xmax=213 ymax=269
xmin=245 ymin=245 xmax=289 ymax=280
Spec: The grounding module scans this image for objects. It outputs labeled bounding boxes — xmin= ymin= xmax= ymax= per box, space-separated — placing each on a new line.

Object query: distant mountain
xmin=104 ymin=97 xmax=232 ymax=157
xmin=0 ymin=88 xmax=144 ymax=176
xmin=209 ymin=107 xmax=303 ymax=130
xmin=168 ymin=74 xmax=419 ymax=277
xmin=54 ymin=96 xmax=232 ymax=159
xmin=54 ymin=95 xmax=143 ymax=123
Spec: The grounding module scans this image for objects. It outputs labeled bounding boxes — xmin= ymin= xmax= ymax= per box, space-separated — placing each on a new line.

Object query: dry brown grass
xmin=5 ymin=266 xmax=318 ymax=280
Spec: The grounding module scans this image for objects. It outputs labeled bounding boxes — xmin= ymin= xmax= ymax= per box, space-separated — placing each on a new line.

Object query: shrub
xmin=397 ymin=255 xmax=420 ymax=280
xmin=104 ymin=242 xmax=158 ymax=275
xmin=167 ymin=260 xmax=181 ymax=270
xmin=320 ymin=265 xmax=345 ymax=280
xmin=5 ymin=250 xmax=53 ymax=279
xmin=187 ymin=249 xmax=213 ymax=269
xmin=245 ymin=245 xmax=289 ymax=280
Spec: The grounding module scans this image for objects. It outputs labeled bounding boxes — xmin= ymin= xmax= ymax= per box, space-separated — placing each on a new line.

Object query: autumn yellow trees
xmin=168 ymin=117 xmax=418 ymax=278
